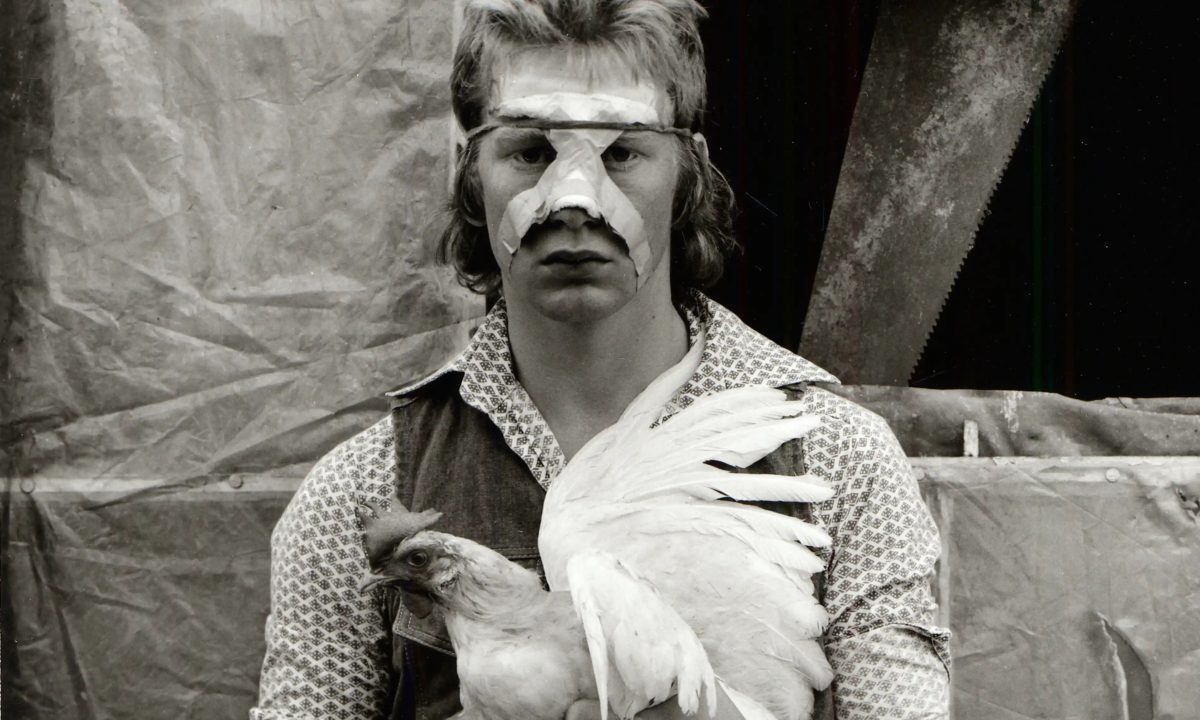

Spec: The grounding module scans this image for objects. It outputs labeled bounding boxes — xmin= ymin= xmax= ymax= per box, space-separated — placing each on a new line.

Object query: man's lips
xmin=541 ymin=249 xmax=610 ymax=265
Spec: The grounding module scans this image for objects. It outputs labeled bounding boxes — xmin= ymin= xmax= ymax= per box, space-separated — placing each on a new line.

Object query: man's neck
xmin=506 ymin=288 xmax=689 ymax=460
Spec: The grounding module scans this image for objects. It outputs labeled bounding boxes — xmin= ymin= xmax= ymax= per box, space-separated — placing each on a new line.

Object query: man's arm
xmin=569 ymin=386 xmax=951 ymax=720
xmin=803 ymin=387 xmax=951 ymax=719
xmin=252 ymin=418 xmax=397 ymax=719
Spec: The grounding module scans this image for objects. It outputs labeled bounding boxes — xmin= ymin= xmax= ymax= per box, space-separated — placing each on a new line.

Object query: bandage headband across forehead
xmin=469 ymin=91 xmax=696 ymax=289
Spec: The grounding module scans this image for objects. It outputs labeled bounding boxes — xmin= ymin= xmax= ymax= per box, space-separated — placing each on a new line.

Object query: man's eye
xmin=514 ymin=146 xmax=555 ymax=164
xmin=603 ymin=146 xmax=638 ymax=165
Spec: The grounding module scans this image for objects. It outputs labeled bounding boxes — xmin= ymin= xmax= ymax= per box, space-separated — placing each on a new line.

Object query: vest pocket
xmin=392 ymin=602 xmax=455 ymax=656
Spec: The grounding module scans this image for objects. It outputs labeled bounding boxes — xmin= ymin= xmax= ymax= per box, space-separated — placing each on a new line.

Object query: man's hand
xmin=565 ymin=684 xmax=745 ymax=720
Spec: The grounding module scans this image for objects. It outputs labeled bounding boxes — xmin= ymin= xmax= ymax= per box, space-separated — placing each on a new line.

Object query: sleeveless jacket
xmin=379 ymin=372 xmax=831 ymax=720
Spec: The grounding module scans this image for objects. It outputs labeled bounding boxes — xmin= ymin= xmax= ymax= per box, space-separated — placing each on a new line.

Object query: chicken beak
xmin=358 ymin=572 xmax=390 ymax=594
xmin=357 ymin=573 xmax=436 ymax=618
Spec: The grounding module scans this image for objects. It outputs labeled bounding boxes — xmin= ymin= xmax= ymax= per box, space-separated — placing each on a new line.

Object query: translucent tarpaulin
xmin=2 ymin=1 xmax=477 ymax=716
xmin=921 ymin=457 xmax=1200 ymax=720
xmin=2 ymin=0 xmax=479 ymax=488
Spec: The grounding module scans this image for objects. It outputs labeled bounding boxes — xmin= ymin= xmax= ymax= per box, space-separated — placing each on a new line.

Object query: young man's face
xmin=474 ymin=49 xmax=681 ymax=324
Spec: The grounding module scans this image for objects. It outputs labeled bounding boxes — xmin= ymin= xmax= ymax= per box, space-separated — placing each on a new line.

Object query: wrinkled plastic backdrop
xmin=2 ymin=1 xmax=478 ymax=716
xmin=3 ymin=0 xmax=478 ymax=483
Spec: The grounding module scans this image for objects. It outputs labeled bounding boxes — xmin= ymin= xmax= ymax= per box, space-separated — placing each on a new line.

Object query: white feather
xmin=566 ymin=551 xmax=717 ymax=720
xmin=544 ymin=341 xmax=836 ymax=720
xmin=621 ymin=466 xmax=833 ymax=504
xmin=721 ymin=683 xmax=778 ymax=720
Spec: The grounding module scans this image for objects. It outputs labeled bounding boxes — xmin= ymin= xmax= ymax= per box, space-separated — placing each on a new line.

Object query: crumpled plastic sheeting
xmin=3 ymin=0 xmax=480 ymax=485
xmin=918 ymin=457 xmax=1200 ymax=720
xmin=4 ymin=483 xmax=292 ymax=719
xmin=831 ymin=385 xmax=1200 ymax=457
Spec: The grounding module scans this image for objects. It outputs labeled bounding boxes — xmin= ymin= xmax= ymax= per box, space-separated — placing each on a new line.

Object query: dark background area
xmin=702 ymin=1 xmax=1200 ymax=399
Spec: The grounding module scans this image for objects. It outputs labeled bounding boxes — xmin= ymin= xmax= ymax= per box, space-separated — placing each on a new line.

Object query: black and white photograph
xmin=2 ymin=1 xmax=1197 ymax=718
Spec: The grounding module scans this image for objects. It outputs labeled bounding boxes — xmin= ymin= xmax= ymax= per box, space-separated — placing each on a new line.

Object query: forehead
xmin=490 ymin=46 xmax=673 ymax=122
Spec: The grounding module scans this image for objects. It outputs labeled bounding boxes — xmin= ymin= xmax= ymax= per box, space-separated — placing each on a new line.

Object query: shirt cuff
xmin=825 ymin=624 xmax=951 ymax=720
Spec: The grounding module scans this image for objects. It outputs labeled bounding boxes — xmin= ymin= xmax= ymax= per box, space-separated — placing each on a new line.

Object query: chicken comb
xmin=356 ymin=498 xmax=443 ymax=568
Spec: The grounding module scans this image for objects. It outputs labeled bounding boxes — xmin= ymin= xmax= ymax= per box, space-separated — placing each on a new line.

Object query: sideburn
xmin=441 ymin=138 xmax=502 ymax=292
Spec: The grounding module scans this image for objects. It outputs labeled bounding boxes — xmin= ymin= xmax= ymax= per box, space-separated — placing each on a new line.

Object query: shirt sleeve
xmin=800 ymin=387 xmax=951 ymax=720
xmin=251 ymin=417 xmax=398 ymax=720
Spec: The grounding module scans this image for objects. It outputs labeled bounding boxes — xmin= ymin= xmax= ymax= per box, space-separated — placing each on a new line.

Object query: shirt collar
xmin=387 ymin=293 xmax=838 ymax=487
xmin=671 ymin=294 xmax=838 ymax=414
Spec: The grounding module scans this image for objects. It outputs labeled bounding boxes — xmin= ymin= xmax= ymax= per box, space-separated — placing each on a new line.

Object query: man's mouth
xmin=542 ymin=249 xmax=609 ymax=265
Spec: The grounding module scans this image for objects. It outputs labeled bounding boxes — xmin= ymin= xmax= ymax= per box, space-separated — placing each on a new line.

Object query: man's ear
xmin=691 ymin=133 xmax=709 ymax=163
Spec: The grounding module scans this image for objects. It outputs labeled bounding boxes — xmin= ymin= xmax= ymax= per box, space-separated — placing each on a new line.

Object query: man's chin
xmin=526 ymin=283 xmax=633 ymax=325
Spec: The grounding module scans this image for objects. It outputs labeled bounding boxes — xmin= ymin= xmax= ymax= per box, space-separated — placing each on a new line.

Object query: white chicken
xmin=360 ymin=333 xmax=835 ymax=720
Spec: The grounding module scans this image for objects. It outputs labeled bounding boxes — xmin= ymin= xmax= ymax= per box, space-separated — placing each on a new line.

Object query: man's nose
xmin=546 ymin=206 xmax=601 ymax=231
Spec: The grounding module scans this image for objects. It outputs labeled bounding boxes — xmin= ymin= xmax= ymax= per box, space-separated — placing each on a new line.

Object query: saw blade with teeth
xmin=799 ymin=0 xmax=1078 ymax=386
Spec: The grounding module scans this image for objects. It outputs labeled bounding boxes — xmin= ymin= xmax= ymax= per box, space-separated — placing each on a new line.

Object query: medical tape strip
xmin=465 ymin=120 xmax=693 ymax=142
xmin=469 ymin=119 xmax=693 ymax=288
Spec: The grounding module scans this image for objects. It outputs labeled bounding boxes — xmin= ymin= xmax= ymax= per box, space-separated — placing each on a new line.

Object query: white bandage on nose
xmin=487 ymin=92 xmax=663 ymax=288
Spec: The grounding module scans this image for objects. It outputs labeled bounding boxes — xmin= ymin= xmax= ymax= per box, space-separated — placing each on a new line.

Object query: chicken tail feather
xmin=567 ymin=551 xmax=716 ymax=720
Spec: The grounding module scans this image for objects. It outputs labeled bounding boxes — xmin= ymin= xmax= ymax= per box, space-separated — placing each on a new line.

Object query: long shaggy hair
xmin=438 ymin=0 xmax=737 ymax=299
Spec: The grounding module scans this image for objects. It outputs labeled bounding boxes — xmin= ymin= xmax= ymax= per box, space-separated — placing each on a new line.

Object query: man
xmin=253 ymin=2 xmax=950 ymax=718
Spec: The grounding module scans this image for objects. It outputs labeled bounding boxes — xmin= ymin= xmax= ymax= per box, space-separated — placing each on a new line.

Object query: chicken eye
xmin=406 ymin=550 xmax=430 ymax=568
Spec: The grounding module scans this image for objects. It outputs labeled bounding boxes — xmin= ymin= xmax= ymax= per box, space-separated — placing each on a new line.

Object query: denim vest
xmin=381 ymin=374 xmax=831 ymax=720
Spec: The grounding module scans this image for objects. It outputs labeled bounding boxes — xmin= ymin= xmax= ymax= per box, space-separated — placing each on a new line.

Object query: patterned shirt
xmin=252 ymin=295 xmax=951 ymax=719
